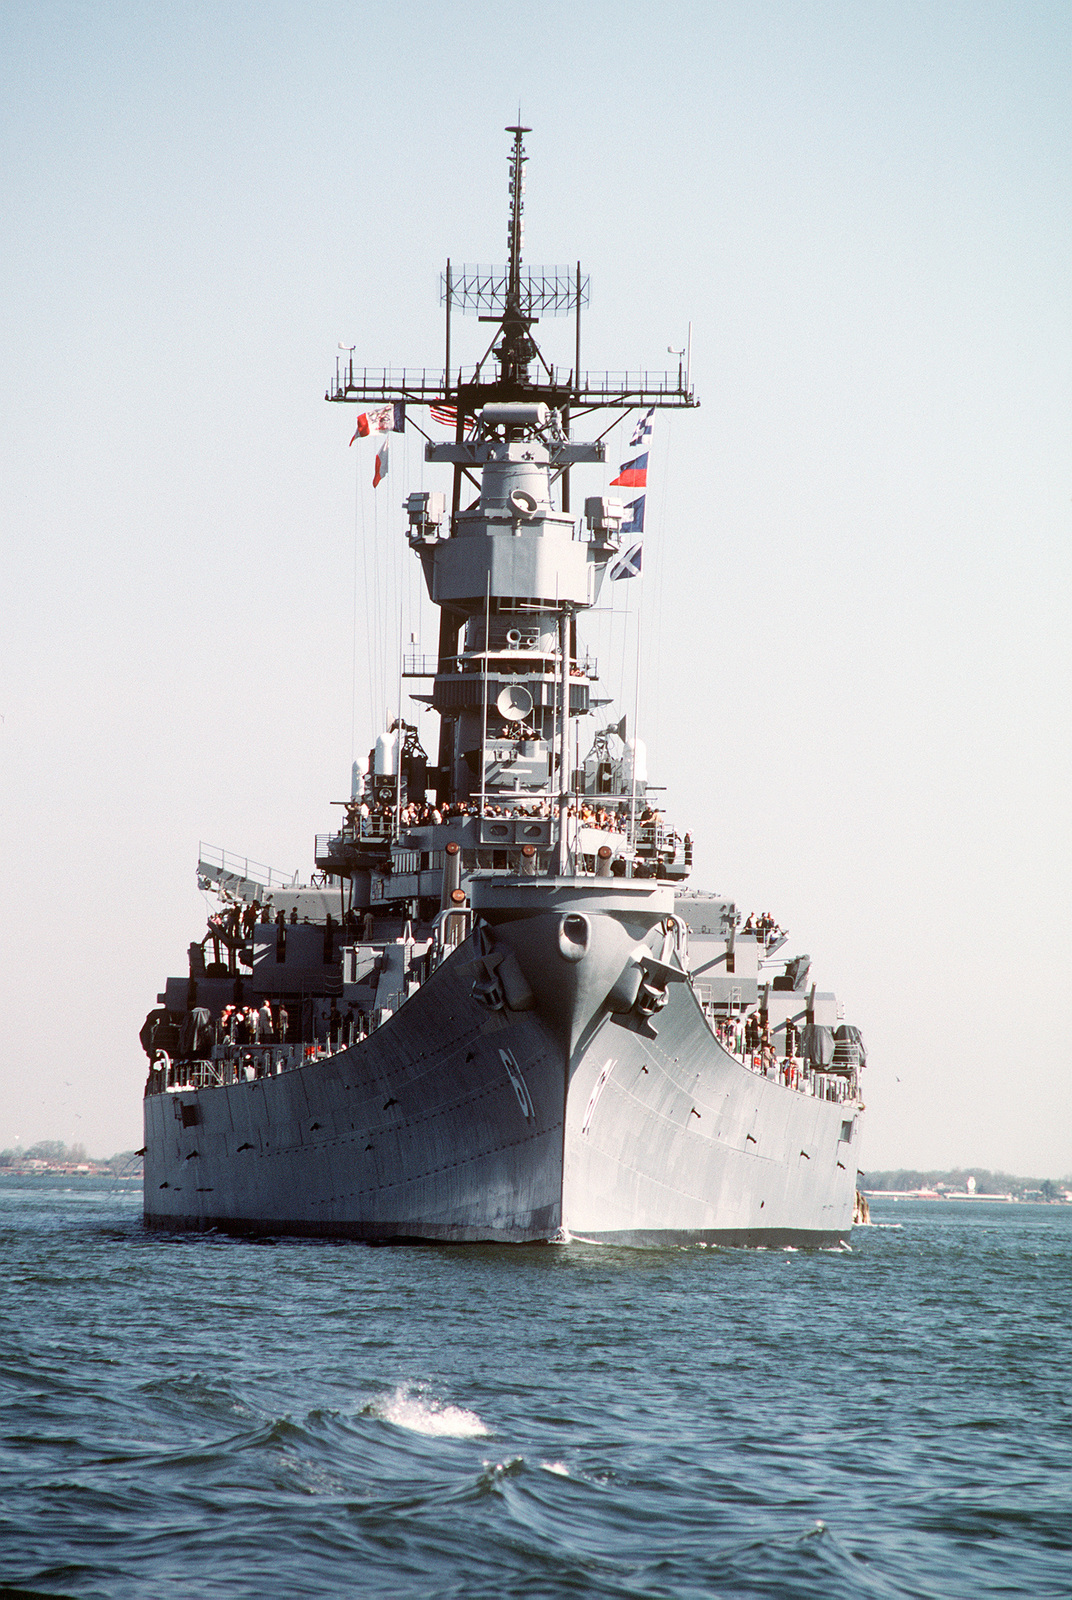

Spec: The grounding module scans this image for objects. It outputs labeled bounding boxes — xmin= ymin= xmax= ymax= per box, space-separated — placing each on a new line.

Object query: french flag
xmin=610 ymin=451 xmax=648 ymax=488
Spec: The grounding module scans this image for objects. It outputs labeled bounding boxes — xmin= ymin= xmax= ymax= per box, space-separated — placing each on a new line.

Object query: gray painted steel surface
xmin=142 ymin=128 xmax=865 ymax=1247
xmin=145 ymin=904 xmax=857 ymax=1245
xmin=145 ymin=939 xmax=565 ymax=1241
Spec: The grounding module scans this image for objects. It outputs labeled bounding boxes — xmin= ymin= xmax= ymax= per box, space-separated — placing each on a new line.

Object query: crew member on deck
xmin=257 ymin=1000 xmax=274 ymax=1044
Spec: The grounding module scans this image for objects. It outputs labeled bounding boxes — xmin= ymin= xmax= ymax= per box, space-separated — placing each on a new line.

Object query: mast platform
xmin=327 ymin=363 xmax=698 ymax=409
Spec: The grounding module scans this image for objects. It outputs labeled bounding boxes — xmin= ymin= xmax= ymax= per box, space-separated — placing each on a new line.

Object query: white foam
xmin=541 ymin=1460 xmax=570 ymax=1476
xmin=367 ymin=1384 xmax=489 ymax=1439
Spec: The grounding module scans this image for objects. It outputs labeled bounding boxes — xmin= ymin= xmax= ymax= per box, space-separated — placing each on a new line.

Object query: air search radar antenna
xmin=442 ymin=127 xmax=589 ymax=325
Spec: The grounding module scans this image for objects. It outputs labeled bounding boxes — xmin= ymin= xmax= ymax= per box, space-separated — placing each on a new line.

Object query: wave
xmin=361 ymin=1384 xmax=489 ymax=1439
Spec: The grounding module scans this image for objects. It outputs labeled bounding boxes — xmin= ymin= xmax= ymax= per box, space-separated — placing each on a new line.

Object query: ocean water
xmin=0 ymin=1183 xmax=1069 ymax=1599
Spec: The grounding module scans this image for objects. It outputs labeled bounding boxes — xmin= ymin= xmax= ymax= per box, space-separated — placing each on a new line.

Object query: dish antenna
xmin=508 ymin=489 xmax=538 ymax=517
xmin=497 ymin=684 xmax=534 ymax=721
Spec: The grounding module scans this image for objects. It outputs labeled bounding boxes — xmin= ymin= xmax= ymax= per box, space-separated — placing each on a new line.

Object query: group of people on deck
xmin=343 ymin=796 xmax=662 ymax=835
xmin=715 ymin=1012 xmax=807 ymax=1090
xmin=218 ymin=1001 xmax=289 ymax=1046
xmin=346 ymin=799 xmax=476 ymax=830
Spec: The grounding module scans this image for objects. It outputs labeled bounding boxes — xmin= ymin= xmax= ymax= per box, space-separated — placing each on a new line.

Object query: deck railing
xmin=327 ymin=363 xmax=697 ymax=407
xmin=198 ymin=842 xmax=297 ymax=890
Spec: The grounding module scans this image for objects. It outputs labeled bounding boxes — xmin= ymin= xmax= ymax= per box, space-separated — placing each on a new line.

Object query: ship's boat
xmin=141 ymin=128 xmax=866 ymax=1245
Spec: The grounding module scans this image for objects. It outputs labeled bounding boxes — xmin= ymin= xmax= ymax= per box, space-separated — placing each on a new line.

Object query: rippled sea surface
xmin=1 ymin=1182 xmax=1069 ymax=1599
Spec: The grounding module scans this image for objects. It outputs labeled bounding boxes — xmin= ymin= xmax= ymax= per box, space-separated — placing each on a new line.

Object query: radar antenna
xmin=327 ymin=125 xmax=698 ymax=416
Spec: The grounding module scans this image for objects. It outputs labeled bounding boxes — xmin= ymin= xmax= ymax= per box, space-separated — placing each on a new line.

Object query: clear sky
xmin=1 ymin=0 xmax=1069 ymax=1174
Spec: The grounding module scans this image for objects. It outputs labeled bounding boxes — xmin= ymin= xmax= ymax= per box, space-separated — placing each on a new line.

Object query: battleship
xmin=141 ymin=127 xmax=866 ymax=1244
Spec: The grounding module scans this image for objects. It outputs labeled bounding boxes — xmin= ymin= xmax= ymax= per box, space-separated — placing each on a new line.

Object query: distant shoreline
xmin=864 ymin=1190 xmax=1068 ymax=1203
xmin=862 ymin=1168 xmax=1070 ymax=1203
xmin=0 ymin=1172 xmax=141 ymax=1187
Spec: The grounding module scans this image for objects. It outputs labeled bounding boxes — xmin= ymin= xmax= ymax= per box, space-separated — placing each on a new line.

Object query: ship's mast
xmin=496 ymin=124 xmax=536 ymax=390
xmin=327 ymin=126 xmax=698 ymax=865
xmin=506 ymin=125 xmax=526 ymax=296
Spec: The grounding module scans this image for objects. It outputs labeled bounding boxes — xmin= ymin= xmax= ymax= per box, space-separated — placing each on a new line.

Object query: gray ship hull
xmin=144 ymin=902 xmax=859 ymax=1246
xmin=563 ymin=990 xmax=856 ymax=1247
xmin=144 ymin=941 xmax=566 ymax=1241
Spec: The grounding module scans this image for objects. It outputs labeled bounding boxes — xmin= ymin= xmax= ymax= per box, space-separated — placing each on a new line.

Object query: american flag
xmin=429 ymin=402 xmax=475 ymax=431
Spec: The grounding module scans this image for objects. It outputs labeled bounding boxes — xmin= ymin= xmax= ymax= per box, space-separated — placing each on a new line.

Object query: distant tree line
xmin=866 ymin=1168 xmax=1068 ymax=1199
xmin=0 ymin=1141 xmax=141 ymax=1175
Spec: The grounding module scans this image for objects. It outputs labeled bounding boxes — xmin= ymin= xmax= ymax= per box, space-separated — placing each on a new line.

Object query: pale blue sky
xmin=1 ymin=0 xmax=1070 ymax=1172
